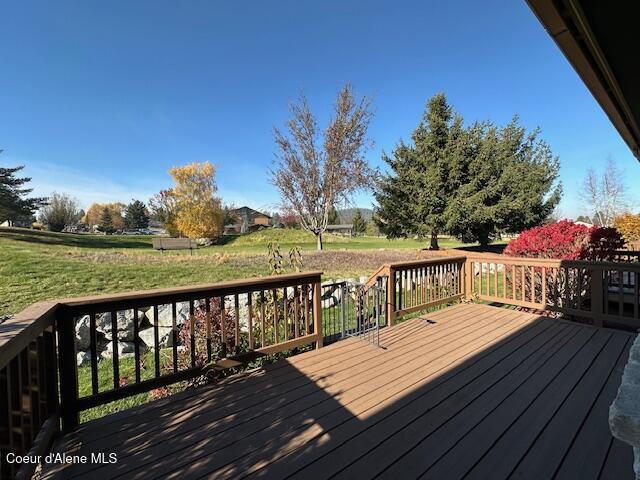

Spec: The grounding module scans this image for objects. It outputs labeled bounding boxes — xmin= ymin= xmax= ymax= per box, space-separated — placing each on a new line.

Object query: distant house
xmin=326 ymin=224 xmax=354 ymax=236
xmin=575 ymin=220 xmax=595 ymax=228
xmin=225 ymin=207 xmax=271 ymax=234
xmin=1 ymin=218 xmax=35 ymax=228
xmin=148 ymin=220 xmax=167 ymax=236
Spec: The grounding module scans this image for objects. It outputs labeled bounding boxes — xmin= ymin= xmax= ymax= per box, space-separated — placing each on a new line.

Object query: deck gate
xmin=321 ymin=277 xmax=387 ymax=347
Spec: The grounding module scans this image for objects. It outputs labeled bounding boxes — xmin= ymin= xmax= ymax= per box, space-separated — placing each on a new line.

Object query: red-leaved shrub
xmin=504 ymin=220 xmax=625 ymax=261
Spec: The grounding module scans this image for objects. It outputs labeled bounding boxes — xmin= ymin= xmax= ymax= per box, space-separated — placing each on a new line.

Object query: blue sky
xmin=1 ymin=0 xmax=638 ymax=217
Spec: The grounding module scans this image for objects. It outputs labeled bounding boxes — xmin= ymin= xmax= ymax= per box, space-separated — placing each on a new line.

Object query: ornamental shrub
xmin=504 ymin=220 xmax=624 ymax=261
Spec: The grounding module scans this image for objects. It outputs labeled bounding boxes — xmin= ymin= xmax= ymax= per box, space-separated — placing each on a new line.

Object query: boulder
xmin=76 ymin=351 xmax=91 ymax=366
xmin=154 ymin=303 xmax=190 ymax=328
xmin=223 ymin=295 xmax=249 ymax=329
xmin=321 ymin=284 xmax=343 ymax=308
xmin=102 ymin=340 xmax=142 ymax=359
xmin=139 ymin=326 xmax=175 ymax=348
xmin=75 ymin=315 xmax=92 ymax=351
xmin=96 ymin=310 xmax=147 ymax=341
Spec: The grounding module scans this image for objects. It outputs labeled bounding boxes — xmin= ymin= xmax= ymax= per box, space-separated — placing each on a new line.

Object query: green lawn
xmin=0 ymin=227 xmax=471 ymax=315
xmin=0 ymin=226 xmax=477 ymax=422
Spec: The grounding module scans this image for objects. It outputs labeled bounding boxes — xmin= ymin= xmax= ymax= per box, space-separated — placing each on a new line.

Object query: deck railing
xmin=378 ymin=256 xmax=467 ymax=325
xmin=466 ymin=254 xmax=640 ymax=329
xmin=2 ymin=254 xmax=640 ymax=478
xmin=0 ymin=272 xmax=322 ymax=479
xmin=0 ymin=302 xmax=60 ymax=480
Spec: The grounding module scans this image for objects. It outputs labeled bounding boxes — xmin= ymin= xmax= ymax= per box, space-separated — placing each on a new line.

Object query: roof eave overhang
xmin=527 ymin=0 xmax=640 ymax=160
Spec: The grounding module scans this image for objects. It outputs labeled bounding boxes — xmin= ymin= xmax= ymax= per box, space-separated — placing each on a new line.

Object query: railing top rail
xmin=562 ymin=259 xmax=640 ymax=270
xmin=385 ymin=256 xmax=467 ymax=270
xmin=58 ymin=271 xmax=323 ymax=314
xmin=465 ymin=253 xmax=562 ymax=265
xmin=465 ymin=253 xmax=640 ymax=270
xmin=0 ymin=301 xmax=58 ymax=369
xmin=0 ymin=271 xmax=323 ymax=368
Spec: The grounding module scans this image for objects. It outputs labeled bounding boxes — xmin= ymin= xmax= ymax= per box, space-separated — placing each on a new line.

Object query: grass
xmin=0 ymin=227 xmax=472 ymax=315
xmin=1 ymin=226 xmax=473 ymax=421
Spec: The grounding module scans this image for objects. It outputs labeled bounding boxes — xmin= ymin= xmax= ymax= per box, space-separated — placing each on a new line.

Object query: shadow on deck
xmin=41 ymin=304 xmax=635 ymax=479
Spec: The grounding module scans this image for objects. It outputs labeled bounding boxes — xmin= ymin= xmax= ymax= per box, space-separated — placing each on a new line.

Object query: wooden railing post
xmin=591 ymin=266 xmax=604 ymax=327
xmin=57 ymin=312 xmax=79 ymax=431
xmin=42 ymin=326 xmax=60 ymax=424
xmin=387 ymin=267 xmax=396 ymax=327
xmin=313 ymin=281 xmax=323 ymax=349
xmin=464 ymin=258 xmax=473 ymax=301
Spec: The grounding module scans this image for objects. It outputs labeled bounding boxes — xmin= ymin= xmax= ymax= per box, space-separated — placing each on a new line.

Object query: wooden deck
xmin=42 ymin=303 xmax=636 ymax=479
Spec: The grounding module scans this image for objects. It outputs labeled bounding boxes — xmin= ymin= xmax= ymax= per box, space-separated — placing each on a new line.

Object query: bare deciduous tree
xmin=579 ymin=157 xmax=630 ymax=226
xmin=38 ymin=192 xmax=82 ymax=232
xmin=270 ymin=84 xmax=375 ymax=250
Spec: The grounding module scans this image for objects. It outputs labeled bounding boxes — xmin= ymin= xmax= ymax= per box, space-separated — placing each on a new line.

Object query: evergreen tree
xmin=0 ymin=151 xmax=47 ymax=223
xmin=99 ymin=207 xmax=114 ymax=233
xmin=443 ymin=117 xmax=561 ymax=245
xmin=374 ymin=95 xmax=562 ymax=247
xmin=352 ymin=209 xmax=366 ymax=235
xmin=327 ymin=206 xmax=341 ymax=225
xmin=124 ymin=200 xmax=150 ymax=229
xmin=375 ymin=94 xmax=461 ymax=248
xmin=365 ymin=219 xmax=380 ymax=236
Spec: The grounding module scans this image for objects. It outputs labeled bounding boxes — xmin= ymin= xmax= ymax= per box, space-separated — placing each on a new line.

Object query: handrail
xmin=466 ymin=254 xmax=640 ymax=329
xmin=385 ymin=256 xmax=467 ymax=325
xmin=466 ymin=252 xmax=640 ymax=270
xmin=0 ymin=270 xmax=324 ymax=478
xmin=385 ymin=255 xmax=467 ymax=270
xmin=0 ymin=301 xmax=59 ymax=370
xmin=58 ymin=271 xmax=323 ymax=313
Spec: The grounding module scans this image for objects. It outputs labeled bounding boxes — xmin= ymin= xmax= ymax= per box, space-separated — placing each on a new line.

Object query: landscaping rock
xmin=75 ymin=315 xmax=92 ymax=351
xmin=154 ymin=303 xmax=190 ymax=328
xmin=96 ymin=310 xmax=148 ymax=341
xmin=139 ymin=326 xmax=175 ymax=348
xmin=102 ymin=340 xmax=141 ymax=359
xmin=224 ymin=295 xmax=249 ymax=326
xmin=321 ymin=284 xmax=343 ymax=308
xmin=76 ymin=351 xmax=91 ymax=366
xmin=196 ymin=238 xmax=212 ymax=247
xmin=0 ymin=315 xmax=10 ymax=325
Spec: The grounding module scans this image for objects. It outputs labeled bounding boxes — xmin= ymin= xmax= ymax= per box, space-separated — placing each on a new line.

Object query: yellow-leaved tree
xmin=614 ymin=213 xmax=640 ymax=246
xmin=168 ymin=162 xmax=224 ymax=239
xmin=83 ymin=203 xmax=126 ymax=230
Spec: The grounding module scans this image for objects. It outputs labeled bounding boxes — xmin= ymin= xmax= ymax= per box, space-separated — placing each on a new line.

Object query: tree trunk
xmin=316 ymin=233 xmax=323 ymax=251
xmin=478 ymin=232 xmax=490 ymax=248
xmin=430 ymin=231 xmax=439 ymax=250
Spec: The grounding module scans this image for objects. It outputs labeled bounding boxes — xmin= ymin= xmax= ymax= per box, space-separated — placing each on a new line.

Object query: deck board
xmin=41 ymin=304 xmax=635 ymax=480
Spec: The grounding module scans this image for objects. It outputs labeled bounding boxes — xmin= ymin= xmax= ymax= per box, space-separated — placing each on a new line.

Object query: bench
xmin=152 ymin=238 xmax=198 ymax=255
